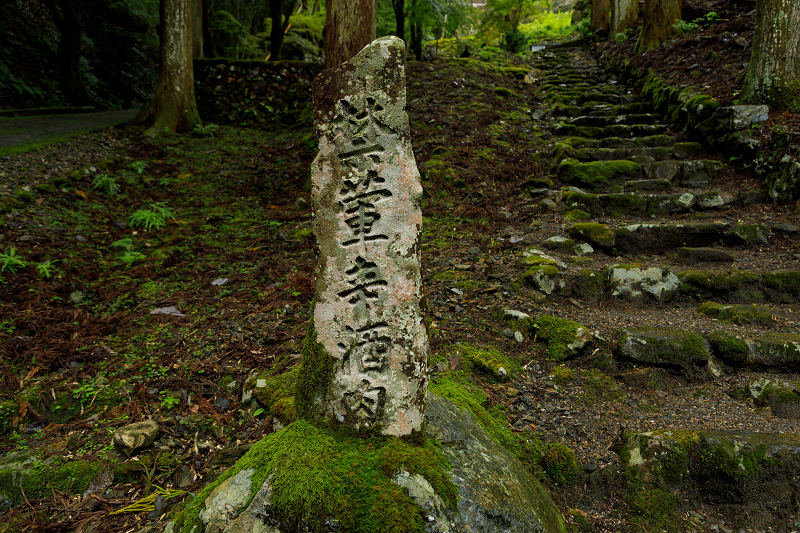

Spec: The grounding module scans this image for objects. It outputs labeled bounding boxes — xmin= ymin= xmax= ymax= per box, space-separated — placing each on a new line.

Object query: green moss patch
xmin=174 ymin=420 xmax=456 ymax=533
xmin=526 ymin=314 xmax=591 ymax=361
xmin=557 ymin=159 xmax=640 ymax=193
xmin=294 ymin=320 xmax=336 ymax=423
xmin=245 ymin=366 xmax=299 ymax=423
xmin=568 ymin=222 xmax=615 ymax=248
xmin=697 ymin=302 xmax=774 ymax=325
xmin=705 ymin=331 xmax=750 ymax=366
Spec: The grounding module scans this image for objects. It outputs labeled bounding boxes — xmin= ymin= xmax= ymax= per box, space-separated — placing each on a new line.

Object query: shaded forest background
xmin=0 ymin=0 xmax=573 ymax=111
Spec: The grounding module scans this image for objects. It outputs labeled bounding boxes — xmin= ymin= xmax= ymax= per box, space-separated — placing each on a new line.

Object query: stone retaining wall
xmin=193 ymin=59 xmax=322 ymax=126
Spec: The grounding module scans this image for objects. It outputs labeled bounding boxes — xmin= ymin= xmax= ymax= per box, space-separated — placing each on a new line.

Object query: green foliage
xmin=672 ymin=19 xmax=700 ymax=35
xmin=501 ymin=29 xmax=529 ymax=53
xmin=36 ymin=260 xmax=58 ymax=279
xmin=0 ymin=248 xmax=26 ymax=273
xmin=192 ymin=123 xmax=219 ymax=137
xmin=112 ymin=237 xmax=145 ymax=263
xmin=541 ymin=442 xmax=578 ymax=485
xmin=91 ymin=173 xmax=121 ymax=196
xmin=518 ymin=12 xmax=574 ymax=43
xmin=129 ymin=161 xmax=148 ymax=175
xmin=129 ymin=202 xmax=175 ymax=232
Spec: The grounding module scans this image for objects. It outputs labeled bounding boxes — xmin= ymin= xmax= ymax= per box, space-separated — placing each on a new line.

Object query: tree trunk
xmin=269 ymin=0 xmax=285 ymax=60
xmin=191 ymin=0 xmax=203 ymax=58
xmin=202 ymin=0 xmax=215 ymax=57
xmin=392 ymin=0 xmax=405 ymax=40
xmin=143 ymin=0 xmax=202 ymax=135
xmin=635 ymin=0 xmax=682 ymax=52
xmin=43 ymin=0 xmax=97 ymax=106
xmin=324 ymin=0 xmax=377 ymax=69
xmin=591 ymin=0 xmax=610 ymax=31
xmin=742 ymin=0 xmax=800 ymax=111
xmin=609 ymin=0 xmax=638 ymax=40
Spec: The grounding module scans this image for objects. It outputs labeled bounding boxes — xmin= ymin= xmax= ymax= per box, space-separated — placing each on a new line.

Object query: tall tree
xmin=741 ymin=0 xmax=800 ymax=111
xmin=140 ymin=0 xmax=202 ymax=134
xmin=42 ymin=0 xmax=98 ymax=106
xmin=635 ymin=0 xmax=682 ymax=52
xmin=268 ymin=0 xmax=298 ymax=60
xmin=609 ymin=0 xmax=638 ymax=40
xmin=591 ymin=0 xmax=610 ymax=32
xmin=324 ymin=0 xmax=377 ymax=68
xmin=392 ymin=0 xmax=405 ymax=40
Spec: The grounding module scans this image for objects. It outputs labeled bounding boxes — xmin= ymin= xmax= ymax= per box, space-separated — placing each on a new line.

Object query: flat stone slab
xmin=606 ymin=265 xmax=680 ymax=303
xmin=677 ymin=246 xmax=735 ymax=264
xmin=618 ymin=328 xmax=715 ymax=380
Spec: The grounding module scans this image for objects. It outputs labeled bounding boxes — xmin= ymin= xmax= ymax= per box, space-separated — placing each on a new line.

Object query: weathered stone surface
xmin=747 ymin=377 xmax=800 ymax=419
xmin=618 ymin=328 xmax=712 ymax=380
xmin=713 ymin=105 xmax=769 ymax=131
xmin=113 ymin=419 xmax=160 ymax=456
xmin=425 ymin=394 xmax=566 ymax=532
xmin=698 ymin=302 xmax=774 ymax=325
xmin=622 ymin=429 xmax=800 ymax=521
xmin=614 ymin=222 xmax=729 ymax=254
xmin=749 ymin=333 xmax=800 ymax=371
xmin=606 ymin=265 xmax=679 ymax=303
xmin=676 ymin=247 xmax=735 ymax=264
xmin=308 ymin=36 xmax=428 ymax=436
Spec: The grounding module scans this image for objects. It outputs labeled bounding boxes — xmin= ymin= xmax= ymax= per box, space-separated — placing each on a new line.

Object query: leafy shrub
xmin=501 ymin=29 xmax=529 ymax=53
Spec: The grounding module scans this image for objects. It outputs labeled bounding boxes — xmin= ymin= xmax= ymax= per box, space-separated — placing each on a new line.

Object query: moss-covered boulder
xmin=168 ymin=394 xmax=567 ymax=533
xmin=749 ymin=333 xmax=800 ymax=371
xmin=617 ymin=328 xmax=715 ymax=380
xmin=614 ymin=222 xmax=729 ymax=255
xmin=704 ymin=330 xmax=750 ymax=366
xmin=242 ymin=367 xmax=299 ymax=424
xmin=527 ymin=314 xmax=593 ymax=361
xmin=622 ymin=429 xmax=800 ymax=528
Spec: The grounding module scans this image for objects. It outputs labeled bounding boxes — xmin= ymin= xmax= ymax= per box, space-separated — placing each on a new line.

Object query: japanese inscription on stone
xmin=309 ymin=37 xmax=428 ymax=436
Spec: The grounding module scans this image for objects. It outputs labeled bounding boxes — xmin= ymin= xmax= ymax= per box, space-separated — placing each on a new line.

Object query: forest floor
xmin=1 ymin=7 xmax=799 ymax=533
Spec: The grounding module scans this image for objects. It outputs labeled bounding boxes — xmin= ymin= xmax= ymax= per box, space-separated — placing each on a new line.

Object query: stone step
xmin=552 ymin=122 xmax=668 ymax=139
xmin=559 ymin=189 xmax=735 ymax=216
xmin=520 ymin=252 xmax=800 ymax=305
xmin=555 ymin=159 xmax=723 ymax=193
xmin=561 ymin=134 xmax=677 ymax=149
xmin=562 ymin=114 xmax=659 ymax=127
xmin=619 ymin=327 xmax=800 ymax=377
xmin=552 ymin=142 xmax=703 ymax=166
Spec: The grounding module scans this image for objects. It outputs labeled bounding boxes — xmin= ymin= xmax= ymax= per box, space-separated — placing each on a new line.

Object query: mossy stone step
xmin=561 ymin=189 xmax=732 ymax=217
xmin=618 ymin=328 xmax=714 ymax=380
xmin=551 ymin=144 xmax=673 ymax=167
xmin=697 ymin=302 xmax=774 ymax=325
xmin=612 ymin=221 xmax=768 ymax=254
xmin=561 ymin=135 xmax=676 ymax=150
xmin=563 ymin=114 xmax=659 ymax=127
xmin=552 ymin=123 xmax=668 ymax=139
xmin=557 ymin=158 xmax=641 ymax=193
xmin=746 ymin=377 xmax=800 ymax=419
xmin=680 ymin=270 xmax=800 ymax=303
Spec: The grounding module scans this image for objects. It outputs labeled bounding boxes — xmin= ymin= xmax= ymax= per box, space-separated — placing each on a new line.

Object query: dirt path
xmin=0 ymin=109 xmax=138 ymax=150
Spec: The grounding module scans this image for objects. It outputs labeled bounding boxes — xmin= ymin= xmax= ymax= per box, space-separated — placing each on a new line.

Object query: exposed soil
xmin=0 ymin=11 xmax=799 ymax=533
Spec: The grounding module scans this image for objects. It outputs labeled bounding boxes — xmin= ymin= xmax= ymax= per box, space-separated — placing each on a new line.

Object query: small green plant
xmin=672 ymin=19 xmax=700 ymax=34
xmin=130 ymin=161 xmax=149 ymax=175
xmin=129 ymin=202 xmax=175 ymax=232
xmin=0 ymin=248 xmax=27 ymax=273
xmin=36 ymin=260 xmax=58 ymax=279
xmin=159 ymin=392 xmax=180 ymax=410
xmin=112 ymin=237 xmax=145 ymax=263
xmin=192 ymin=123 xmax=219 ymax=137
xmin=703 ymin=11 xmax=719 ymax=23
xmin=91 ymin=174 xmax=121 ymax=196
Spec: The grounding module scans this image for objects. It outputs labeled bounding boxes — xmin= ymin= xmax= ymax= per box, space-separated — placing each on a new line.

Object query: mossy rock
xmin=243 ymin=367 xmax=300 ymax=423
xmin=562 ymin=209 xmax=590 ymax=223
xmin=746 ymin=377 xmax=800 ymax=419
xmin=13 ymin=187 xmax=36 ymax=204
xmin=557 ymin=159 xmax=641 ymax=193
xmin=494 ymin=86 xmax=519 ymax=98
xmin=749 ymin=333 xmax=800 ymax=370
xmin=568 ymin=222 xmax=615 ymax=249
xmin=574 ymin=269 xmax=604 ymax=301
xmin=697 ymin=302 xmax=774 ymax=325
xmin=521 ymin=265 xmax=560 ymax=295
xmin=453 ymin=343 xmax=517 ymax=381
xmin=618 ymin=328 xmax=712 ymax=381
xmin=705 ymin=331 xmax=750 ymax=366
xmin=623 ymin=429 xmax=800 ymax=528
xmin=526 ymin=314 xmax=592 ymax=361
xmin=0 ymin=452 xmax=103 ymax=508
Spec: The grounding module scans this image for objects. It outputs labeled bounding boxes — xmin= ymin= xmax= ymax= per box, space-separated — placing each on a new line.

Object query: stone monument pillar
xmin=299 ymin=36 xmax=429 ymax=436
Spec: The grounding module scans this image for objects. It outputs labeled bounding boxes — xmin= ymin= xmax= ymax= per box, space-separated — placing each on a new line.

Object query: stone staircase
xmin=523 ymin=45 xmax=800 ymax=367
xmin=513 ymin=44 xmax=800 ymax=528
